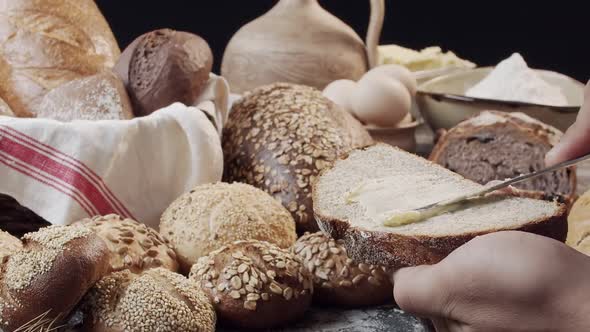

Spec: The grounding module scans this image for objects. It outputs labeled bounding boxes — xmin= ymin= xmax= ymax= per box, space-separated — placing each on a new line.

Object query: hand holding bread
xmin=394 ymin=231 xmax=590 ymax=332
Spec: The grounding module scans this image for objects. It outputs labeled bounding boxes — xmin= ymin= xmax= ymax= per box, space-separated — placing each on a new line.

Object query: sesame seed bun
xmin=82 ymin=268 xmax=216 ymax=332
xmin=160 ymin=182 xmax=297 ymax=273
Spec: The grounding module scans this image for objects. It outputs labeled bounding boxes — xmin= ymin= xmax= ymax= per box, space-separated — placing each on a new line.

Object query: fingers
xmin=546 ymin=81 xmax=590 ymax=166
xmin=393 ymin=265 xmax=453 ymax=318
xmin=546 ymin=121 xmax=590 ymax=166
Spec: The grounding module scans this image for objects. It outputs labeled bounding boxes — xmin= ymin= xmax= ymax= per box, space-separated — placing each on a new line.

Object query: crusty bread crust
xmin=313 ymin=145 xmax=568 ymax=268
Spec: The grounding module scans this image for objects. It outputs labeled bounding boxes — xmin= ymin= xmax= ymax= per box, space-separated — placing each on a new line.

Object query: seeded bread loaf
xmin=34 ymin=70 xmax=134 ymax=121
xmin=0 ymin=230 xmax=21 ymax=263
xmin=81 ymin=268 xmax=216 ymax=332
xmin=223 ymin=83 xmax=373 ymax=234
xmin=160 ymin=182 xmax=297 ymax=273
xmin=0 ymin=193 xmax=52 ymax=237
xmin=430 ymin=111 xmax=576 ymax=197
xmin=76 ymin=215 xmax=179 ymax=274
xmin=189 ymin=240 xmax=313 ymax=329
xmin=313 ymin=144 xmax=568 ymax=268
xmin=0 ymin=225 xmax=110 ymax=331
xmin=293 ymin=232 xmax=392 ymax=307
xmin=0 ymin=0 xmax=120 ymax=117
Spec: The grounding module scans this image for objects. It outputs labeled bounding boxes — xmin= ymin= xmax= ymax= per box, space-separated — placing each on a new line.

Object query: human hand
xmin=393 ymin=231 xmax=590 ymax=332
xmin=546 ymin=80 xmax=590 ymax=166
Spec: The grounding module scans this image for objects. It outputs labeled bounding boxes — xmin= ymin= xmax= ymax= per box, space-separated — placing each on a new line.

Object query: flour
xmin=466 ymin=53 xmax=569 ymax=106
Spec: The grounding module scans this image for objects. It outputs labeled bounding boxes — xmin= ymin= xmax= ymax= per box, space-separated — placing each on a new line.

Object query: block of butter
xmin=378 ymin=45 xmax=475 ymax=72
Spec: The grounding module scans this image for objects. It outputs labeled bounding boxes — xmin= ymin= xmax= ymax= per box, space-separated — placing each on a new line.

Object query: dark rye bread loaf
xmin=313 ymin=144 xmax=568 ymax=268
xmin=223 ymin=83 xmax=373 ymax=233
xmin=430 ymin=111 xmax=576 ymax=197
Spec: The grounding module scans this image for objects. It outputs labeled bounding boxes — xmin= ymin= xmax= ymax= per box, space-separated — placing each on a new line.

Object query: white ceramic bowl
xmin=416 ymin=67 xmax=585 ymax=132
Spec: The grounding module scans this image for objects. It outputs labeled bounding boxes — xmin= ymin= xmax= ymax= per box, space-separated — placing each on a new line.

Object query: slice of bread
xmin=430 ymin=111 xmax=576 ymax=197
xmin=313 ymin=144 xmax=568 ymax=268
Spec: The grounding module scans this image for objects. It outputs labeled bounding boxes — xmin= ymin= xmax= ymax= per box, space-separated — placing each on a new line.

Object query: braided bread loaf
xmin=0 ymin=225 xmax=110 ymax=331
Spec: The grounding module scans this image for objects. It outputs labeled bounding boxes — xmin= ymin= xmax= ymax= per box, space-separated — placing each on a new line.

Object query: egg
xmin=365 ymin=64 xmax=417 ymax=97
xmin=351 ymin=74 xmax=411 ymax=128
xmin=322 ymin=79 xmax=357 ymax=113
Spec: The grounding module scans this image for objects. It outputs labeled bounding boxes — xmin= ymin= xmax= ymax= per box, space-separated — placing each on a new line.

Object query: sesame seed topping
xmin=84 ymin=268 xmax=215 ymax=332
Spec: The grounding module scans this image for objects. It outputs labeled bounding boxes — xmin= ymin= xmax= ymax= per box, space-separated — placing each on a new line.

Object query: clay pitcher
xmin=221 ymin=0 xmax=385 ymax=93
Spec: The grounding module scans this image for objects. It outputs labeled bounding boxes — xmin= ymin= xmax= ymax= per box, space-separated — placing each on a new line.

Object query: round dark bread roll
xmin=0 ymin=230 xmax=21 ymax=263
xmin=430 ymin=111 xmax=576 ymax=197
xmin=76 ymin=215 xmax=179 ymax=274
xmin=81 ymin=268 xmax=216 ymax=332
xmin=0 ymin=225 xmax=110 ymax=331
xmin=126 ymin=29 xmax=213 ymax=116
xmin=293 ymin=232 xmax=392 ymax=307
xmin=189 ymin=240 xmax=313 ymax=329
xmin=223 ymin=83 xmax=374 ymax=233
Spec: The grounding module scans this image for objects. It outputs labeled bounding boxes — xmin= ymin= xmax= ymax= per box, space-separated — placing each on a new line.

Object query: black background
xmin=96 ymin=1 xmax=589 ymax=82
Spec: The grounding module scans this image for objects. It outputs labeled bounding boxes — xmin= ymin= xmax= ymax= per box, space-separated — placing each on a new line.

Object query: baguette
xmin=313 ymin=144 xmax=568 ymax=268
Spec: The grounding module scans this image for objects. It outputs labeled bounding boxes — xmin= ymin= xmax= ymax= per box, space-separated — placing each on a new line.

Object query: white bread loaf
xmin=313 ymin=144 xmax=568 ymax=268
xmin=0 ymin=0 xmax=120 ymax=118
xmin=34 ymin=70 xmax=133 ymax=121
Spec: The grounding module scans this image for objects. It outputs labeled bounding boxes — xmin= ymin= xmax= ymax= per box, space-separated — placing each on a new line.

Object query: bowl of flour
xmin=416 ymin=53 xmax=584 ymax=132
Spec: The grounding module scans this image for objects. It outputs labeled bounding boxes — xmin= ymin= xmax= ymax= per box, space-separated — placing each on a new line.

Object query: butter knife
xmin=383 ymin=153 xmax=590 ymax=227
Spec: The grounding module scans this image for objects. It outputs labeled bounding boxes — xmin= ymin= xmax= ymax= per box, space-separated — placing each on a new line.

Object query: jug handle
xmin=366 ymin=0 xmax=385 ymax=69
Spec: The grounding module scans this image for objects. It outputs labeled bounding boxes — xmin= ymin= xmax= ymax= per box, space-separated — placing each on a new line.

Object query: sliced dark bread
xmin=313 ymin=144 xmax=568 ymax=268
xmin=430 ymin=111 xmax=576 ymax=197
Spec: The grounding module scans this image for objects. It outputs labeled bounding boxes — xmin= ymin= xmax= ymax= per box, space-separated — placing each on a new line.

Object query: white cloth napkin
xmin=0 ymin=76 xmax=229 ymax=229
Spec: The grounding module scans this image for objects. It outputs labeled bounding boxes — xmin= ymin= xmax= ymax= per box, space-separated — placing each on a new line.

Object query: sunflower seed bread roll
xmin=189 ymin=240 xmax=313 ymax=329
xmin=293 ymin=232 xmax=392 ymax=307
xmin=76 ymin=215 xmax=179 ymax=274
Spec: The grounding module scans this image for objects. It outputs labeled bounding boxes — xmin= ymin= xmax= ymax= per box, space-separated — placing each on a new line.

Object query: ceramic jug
xmin=221 ymin=0 xmax=385 ymax=93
